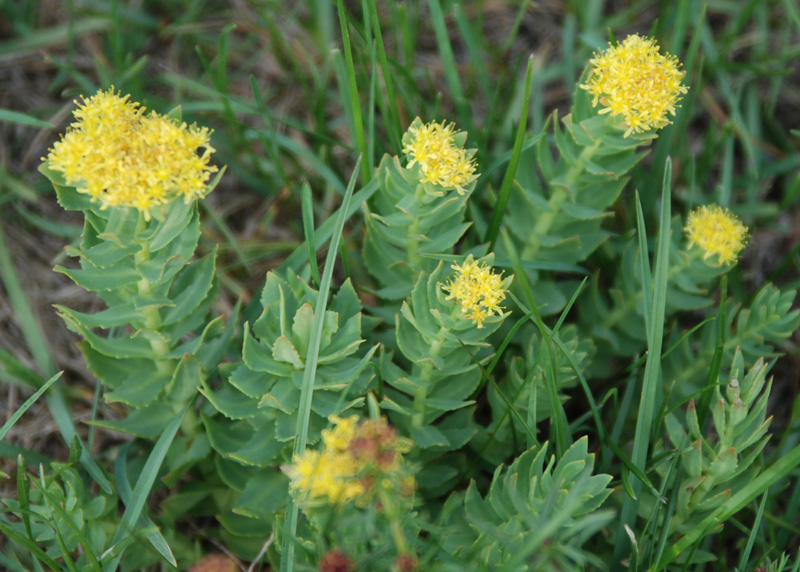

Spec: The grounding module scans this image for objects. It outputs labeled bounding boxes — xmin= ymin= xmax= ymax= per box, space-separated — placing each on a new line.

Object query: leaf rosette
xmin=201 ymin=272 xmax=377 ymax=468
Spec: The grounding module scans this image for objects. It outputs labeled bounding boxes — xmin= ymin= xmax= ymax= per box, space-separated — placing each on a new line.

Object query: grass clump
xmin=1 ymin=2 xmax=800 ymax=571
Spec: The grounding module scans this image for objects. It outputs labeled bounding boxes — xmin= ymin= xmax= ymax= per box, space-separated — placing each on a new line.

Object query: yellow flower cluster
xmin=286 ymin=416 xmax=413 ymax=507
xmin=685 ymin=204 xmax=749 ymax=265
xmin=443 ymin=256 xmax=510 ymax=328
xmin=581 ymin=34 xmax=688 ymax=137
xmin=45 ymin=88 xmax=218 ymax=216
xmin=401 ymin=119 xmax=478 ymax=195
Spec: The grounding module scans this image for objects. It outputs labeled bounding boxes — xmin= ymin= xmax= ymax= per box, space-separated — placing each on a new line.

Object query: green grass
xmin=1 ymin=0 xmax=800 ymax=570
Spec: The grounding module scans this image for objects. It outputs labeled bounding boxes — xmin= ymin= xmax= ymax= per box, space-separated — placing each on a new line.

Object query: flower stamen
xmin=442 ymin=256 xmax=511 ymax=328
xmin=401 ymin=118 xmax=478 ymax=194
xmin=580 ymin=34 xmax=688 ymax=137
xmin=685 ymin=204 xmax=749 ymax=265
xmin=44 ymin=88 xmax=219 ymax=217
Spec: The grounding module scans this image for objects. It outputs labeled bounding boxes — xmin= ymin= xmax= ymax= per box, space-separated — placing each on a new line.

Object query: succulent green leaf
xmin=272 ymin=336 xmax=304 ymax=369
xmin=139 ymin=200 xmax=195 ymax=251
xmin=410 ymin=425 xmax=450 ymax=448
xmin=56 ymin=263 xmax=140 ymax=292
xmin=226 ymin=422 xmax=284 ymax=467
xmin=233 ymin=469 xmax=289 ymax=519
xmin=88 ymin=403 xmax=177 ymax=439
xmin=161 ymin=250 xmax=216 ymax=325
xmin=104 ymin=368 xmax=171 ymax=407
xmin=199 ymin=377 xmax=263 ymax=420
xmin=258 ymin=379 xmax=301 ymax=414
xmin=243 ymin=325 xmax=294 ymax=376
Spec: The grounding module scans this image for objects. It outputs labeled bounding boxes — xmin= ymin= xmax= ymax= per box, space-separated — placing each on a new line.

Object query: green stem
xmin=133 ymin=214 xmax=175 ymax=378
xmin=521 ymin=141 xmax=601 ymax=261
xmin=405 ymin=183 xmax=428 ymax=271
xmin=379 ymin=488 xmax=409 ymax=555
xmin=411 ymin=337 xmax=443 ymax=427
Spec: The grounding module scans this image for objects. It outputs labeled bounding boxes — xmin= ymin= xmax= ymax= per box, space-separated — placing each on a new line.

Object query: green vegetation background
xmin=1 ymin=0 xmax=800 ymax=570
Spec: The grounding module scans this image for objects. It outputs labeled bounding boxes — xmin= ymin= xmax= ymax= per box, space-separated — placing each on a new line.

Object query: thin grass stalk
xmin=280 ymin=178 xmax=377 ymax=272
xmin=651 ymin=442 xmax=800 ymax=571
xmin=426 ymin=0 xmax=469 ymax=126
xmin=362 ymin=24 xmax=378 ymax=174
xmin=452 ymin=4 xmax=492 ymax=103
xmin=486 ymin=55 xmax=534 ymax=252
xmin=0 ymin=223 xmax=110 ymax=492
xmin=103 ymin=406 xmax=187 ymax=571
xmin=112 ymin=444 xmax=175 ymax=565
xmin=635 ymin=191 xmax=654 ymax=341
xmin=737 ymin=490 xmax=769 ymax=571
xmin=0 ymin=373 xmax=61 ymax=442
xmin=501 ymin=229 xmax=570 ymax=454
xmin=697 ymin=275 xmax=727 ymax=428
xmin=301 ymin=183 xmax=321 ymax=287
xmin=614 ymin=158 xmax=673 ymax=570
xmin=366 ymin=0 xmax=401 ymax=154
xmin=16 ymin=456 xmax=33 ymax=540
xmin=335 ymin=0 xmax=370 ymax=184
xmin=280 ymin=157 xmax=360 ymax=572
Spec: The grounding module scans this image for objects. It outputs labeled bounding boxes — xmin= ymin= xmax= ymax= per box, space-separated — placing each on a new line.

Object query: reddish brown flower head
xmin=349 ymin=419 xmax=404 ymax=469
xmin=319 ymin=549 xmax=352 ymax=572
xmin=394 ymin=554 xmax=418 ymax=572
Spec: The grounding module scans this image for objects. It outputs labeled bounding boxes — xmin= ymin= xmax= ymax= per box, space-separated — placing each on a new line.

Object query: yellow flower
xmin=322 ymin=415 xmax=360 ymax=452
xmin=685 ymin=204 xmax=749 ymax=265
xmin=401 ymin=118 xmax=478 ymax=194
xmin=288 ymin=449 xmax=366 ymax=505
xmin=442 ymin=256 xmax=511 ymax=328
xmin=580 ymin=34 xmax=688 ymax=137
xmin=285 ymin=416 xmax=414 ymax=507
xmin=44 ymin=88 xmax=218 ymax=217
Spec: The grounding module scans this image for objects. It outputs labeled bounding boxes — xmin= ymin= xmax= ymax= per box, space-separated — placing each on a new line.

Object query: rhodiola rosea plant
xmin=1 ymin=8 xmax=799 ymax=572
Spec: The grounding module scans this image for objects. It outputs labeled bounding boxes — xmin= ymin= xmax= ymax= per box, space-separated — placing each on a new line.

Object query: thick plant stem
xmin=521 ymin=141 xmax=601 ymax=261
xmin=405 ymin=183 xmax=429 ymax=272
xmin=133 ymin=213 xmax=175 ymax=378
xmin=411 ymin=337 xmax=443 ymax=427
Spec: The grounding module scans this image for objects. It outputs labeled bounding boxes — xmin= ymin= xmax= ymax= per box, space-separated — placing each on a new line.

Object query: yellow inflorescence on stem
xmin=685 ymin=204 xmax=749 ymax=265
xmin=401 ymin=119 xmax=478 ymax=195
xmin=443 ymin=256 xmax=510 ymax=329
xmin=286 ymin=416 xmax=414 ymax=507
xmin=45 ymin=88 xmax=218 ymax=215
xmin=581 ymin=34 xmax=688 ymax=137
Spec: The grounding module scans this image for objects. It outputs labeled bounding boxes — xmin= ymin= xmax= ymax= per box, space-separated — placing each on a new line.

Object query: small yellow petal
xmin=442 ymin=256 xmax=511 ymax=328
xmin=580 ymin=34 xmax=688 ymax=137
xmin=401 ymin=119 xmax=478 ymax=193
xmin=684 ymin=204 xmax=748 ymax=265
xmin=44 ymin=88 xmax=219 ymax=213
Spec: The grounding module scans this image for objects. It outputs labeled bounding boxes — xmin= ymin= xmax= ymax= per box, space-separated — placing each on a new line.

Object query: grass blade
xmin=104 ymin=406 xmax=187 ymax=570
xmin=0 ymin=222 xmax=110 ymax=493
xmin=366 ymin=0 xmax=402 ymax=153
xmin=0 ymin=372 xmax=61 ymax=442
xmin=0 ymin=521 xmax=62 ymax=571
xmin=614 ymin=157 xmax=673 ymax=570
xmin=501 ymin=228 xmax=571 ymax=454
xmin=0 ymin=109 xmax=53 ymax=128
xmin=427 ymin=0 xmax=469 ymax=126
xmin=280 ymin=177 xmax=378 ymax=273
xmin=635 ymin=190 xmax=653 ymax=341
xmin=651 ymin=443 xmax=800 ymax=571
xmin=280 ymin=156 xmax=361 ymax=572
xmin=737 ymin=490 xmax=769 ymax=571
xmin=485 ymin=55 xmax=534 ymax=251
xmin=336 ymin=0 xmax=370 ymax=184
xmin=301 ymin=183 xmax=322 ymax=286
